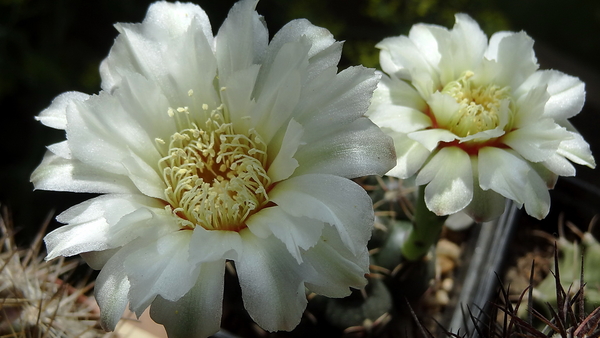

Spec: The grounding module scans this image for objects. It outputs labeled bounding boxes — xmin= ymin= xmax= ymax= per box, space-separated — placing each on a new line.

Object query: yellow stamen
xmin=158 ymin=108 xmax=270 ymax=232
xmin=442 ymin=71 xmax=513 ymax=137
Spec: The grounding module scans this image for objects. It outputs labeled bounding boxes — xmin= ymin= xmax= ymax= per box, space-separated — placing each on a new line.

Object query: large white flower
xmin=31 ymin=1 xmax=395 ymax=336
xmin=367 ymin=14 xmax=595 ymax=221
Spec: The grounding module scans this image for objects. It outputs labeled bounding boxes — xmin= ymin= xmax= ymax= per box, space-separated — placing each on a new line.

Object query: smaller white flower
xmin=31 ymin=1 xmax=395 ymax=337
xmin=368 ymin=14 xmax=595 ymax=221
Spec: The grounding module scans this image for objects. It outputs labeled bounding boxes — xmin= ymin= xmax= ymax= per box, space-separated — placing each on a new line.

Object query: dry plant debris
xmin=0 ymin=206 xmax=112 ymax=338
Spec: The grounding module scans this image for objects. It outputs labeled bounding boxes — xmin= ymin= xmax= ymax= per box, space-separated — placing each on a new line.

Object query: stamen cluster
xmin=159 ymin=108 xmax=270 ymax=232
xmin=442 ymin=71 xmax=512 ymax=137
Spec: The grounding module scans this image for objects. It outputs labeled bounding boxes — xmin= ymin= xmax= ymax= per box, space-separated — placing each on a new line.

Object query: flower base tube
xmin=400 ymin=186 xmax=447 ymax=261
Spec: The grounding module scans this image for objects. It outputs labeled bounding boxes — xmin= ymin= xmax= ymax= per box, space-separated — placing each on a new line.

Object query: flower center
xmin=442 ymin=71 xmax=512 ymax=137
xmin=158 ymin=106 xmax=271 ymax=232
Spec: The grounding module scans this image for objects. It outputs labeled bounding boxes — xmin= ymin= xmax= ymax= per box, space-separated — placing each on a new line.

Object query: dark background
xmin=1 ymin=0 xmax=599 ymax=238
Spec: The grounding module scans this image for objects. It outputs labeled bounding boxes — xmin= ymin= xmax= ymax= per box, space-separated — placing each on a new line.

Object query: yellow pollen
xmin=158 ymin=108 xmax=271 ymax=232
xmin=442 ymin=71 xmax=512 ymax=137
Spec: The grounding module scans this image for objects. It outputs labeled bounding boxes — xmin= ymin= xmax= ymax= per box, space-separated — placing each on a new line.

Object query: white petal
xmin=368 ymin=104 xmax=431 ymax=134
xmin=99 ymin=25 xmax=156 ymax=93
xmin=302 ymin=225 xmax=368 ymax=298
xmin=45 ymin=194 xmax=154 ymax=259
xmin=408 ymin=23 xmax=443 ymax=69
xmin=106 ymin=207 xmax=174 ymax=248
xmin=444 ymin=212 xmax=474 ymax=231
xmin=95 ymin=251 xmax=131 ymax=331
xmin=268 ymin=18 xmax=336 ymax=62
xmin=123 ymin=232 xmax=199 ymax=315
xmin=101 ymin=2 xmax=217 ymax=100
xmin=386 ymin=130 xmax=431 ymax=179
xmin=462 ymin=158 xmax=506 ymax=222
xmin=236 ymin=230 xmax=307 ymax=332
xmin=35 ymin=91 xmax=89 ymax=130
xmin=304 ymin=41 xmax=343 ymax=82
xmin=80 ymin=248 xmax=120 ymax=270
xmin=220 ymin=64 xmax=261 ymax=131
xmin=427 ymin=91 xmax=461 ymax=129
xmin=261 ymin=18 xmax=338 ymax=85
xmin=270 ymin=174 xmax=373 ymax=256
xmin=503 ymin=118 xmax=570 ymax=162
xmin=46 ymin=141 xmax=71 ymax=159
xmin=267 ymin=119 xmax=303 ymax=183
xmin=215 ymin=0 xmax=266 ymax=86
xmin=293 ymin=117 xmax=396 ymax=178
xmin=377 ymin=35 xmax=438 ymax=85
xmin=408 ymin=128 xmax=457 ymax=151
xmin=479 ymin=148 xmax=550 ymax=219
xmin=556 ymin=131 xmax=596 ymax=168
xmin=458 ymin=125 xmax=505 ymax=143
xmin=150 ymin=260 xmax=225 ymax=338
xmin=544 ymin=72 xmax=585 ymax=120
xmin=377 ymin=72 xmax=427 ymax=110
xmin=141 ymin=1 xmax=213 ymax=47
xmin=490 ymin=32 xmax=537 ymax=88
xmin=416 ymin=147 xmax=473 ymax=216
xmin=252 ymin=41 xmax=307 ymax=143
xmin=478 ymin=147 xmax=527 ymax=202
xmin=188 ymin=226 xmax=243 ymax=263
xmin=530 ymin=161 xmax=558 ymax=189
xmin=368 ymin=74 xmax=429 ymax=132
xmin=476 ymin=55 xmax=503 ymax=86
xmin=411 ymin=69 xmax=439 ymax=100
xmin=58 ymin=194 xmax=157 ymax=225
xmin=31 ymin=151 xmax=138 ymax=194
xmin=45 ymin=219 xmax=110 ymax=260
xmin=484 ymin=31 xmax=513 ymax=60
xmin=121 ymin=150 xmax=166 ymax=199
xmin=523 ymin=179 xmax=551 ymax=219
xmin=438 ymin=14 xmax=487 ymax=83
xmin=542 ymin=153 xmax=577 ymax=176
xmin=378 ymin=42 xmax=402 ymax=77
xmin=115 ymin=72 xmax=177 ymax=141
xmin=463 ymin=185 xmax=506 ymax=222
xmin=66 ymin=91 xmax=160 ymax=175
xmin=247 ymin=206 xmax=324 ymax=263
xmin=517 ymin=70 xmax=585 ymax=120
xmin=296 ymin=66 xmax=379 ymax=142
xmin=513 ymin=84 xmax=550 ymax=128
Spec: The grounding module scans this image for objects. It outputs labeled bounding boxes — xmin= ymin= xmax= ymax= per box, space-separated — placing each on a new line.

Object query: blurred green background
xmin=1 ymin=0 xmax=599 ymax=237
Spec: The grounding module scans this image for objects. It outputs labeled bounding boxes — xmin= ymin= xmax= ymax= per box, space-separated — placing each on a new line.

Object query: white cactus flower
xmin=31 ymin=1 xmax=395 ymax=337
xmin=367 ymin=13 xmax=595 ymax=221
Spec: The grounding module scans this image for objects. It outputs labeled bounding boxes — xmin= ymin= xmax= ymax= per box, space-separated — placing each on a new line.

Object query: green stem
xmin=400 ymin=185 xmax=448 ymax=261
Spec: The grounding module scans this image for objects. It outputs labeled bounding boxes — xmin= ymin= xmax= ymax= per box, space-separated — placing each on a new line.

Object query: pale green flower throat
xmin=442 ymin=71 xmax=512 ymax=137
xmin=157 ymin=102 xmax=271 ymax=232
